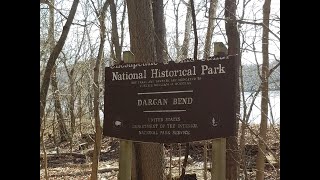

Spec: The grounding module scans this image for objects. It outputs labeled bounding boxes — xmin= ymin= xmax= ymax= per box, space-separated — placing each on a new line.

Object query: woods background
xmin=40 ymin=0 xmax=280 ymax=179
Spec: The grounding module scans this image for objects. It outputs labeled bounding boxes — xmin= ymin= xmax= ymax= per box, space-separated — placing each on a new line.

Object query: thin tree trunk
xmin=90 ymin=1 xmax=109 ymax=180
xmin=256 ymin=0 xmax=271 ymax=179
xmin=78 ymin=83 xmax=83 ymax=136
xmin=239 ymin=65 xmax=248 ymax=179
xmin=173 ymin=0 xmax=181 ymax=60
xmin=178 ymin=143 xmax=181 ymax=176
xmin=64 ymin=23 xmax=86 ymax=148
xmin=48 ymin=0 xmax=70 ymax=143
xmin=169 ymin=145 xmax=172 ymax=179
xmin=225 ymin=0 xmax=241 ymax=179
xmin=190 ymin=0 xmax=198 ymax=60
xmin=203 ymin=141 xmax=207 ymax=180
xmin=120 ymin=0 xmax=126 ymax=59
xmin=203 ymin=0 xmax=218 ymax=60
xmin=240 ymin=86 xmax=261 ymax=180
xmin=88 ymin=82 xmax=93 ymax=119
xmin=51 ymin=67 xmax=71 ymax=142
xmin=52 ymin=110 xmax=60 ymax=154
xmin=69 ymin=70 xmax=76 ymax=151
xmin=62 ymin=57 xmax=77 ymax=152
xmin=40 ymin=0 xmax=80 ymax=129
xmin=109 ymin=0 xmax=122 ymax=63
xmin=180 ymin=0 xmax=192 ymax=60
xmin=180 ymin=143 xmax=190 ymax=180
xmin=48 ymin=0 xmax=56 ymax=147
xmin=40 ymin=111 xmax=49 ymax=180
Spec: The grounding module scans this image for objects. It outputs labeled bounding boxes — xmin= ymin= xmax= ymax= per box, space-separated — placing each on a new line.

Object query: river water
xmin=241 ymin=90 xmax=280 ymax=124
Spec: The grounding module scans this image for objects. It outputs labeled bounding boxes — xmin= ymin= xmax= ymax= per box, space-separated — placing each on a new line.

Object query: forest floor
xmin=40 ymin=122 xmax=280 ymax=180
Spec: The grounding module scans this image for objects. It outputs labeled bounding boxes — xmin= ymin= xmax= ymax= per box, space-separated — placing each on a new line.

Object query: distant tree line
xmin=242 ymin=60 xmax=280 ymax=92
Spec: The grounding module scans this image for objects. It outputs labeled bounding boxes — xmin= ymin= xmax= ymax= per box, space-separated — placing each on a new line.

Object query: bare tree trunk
xmin=127 ymin=0 xmax=156 ymax=63
xmin=63 ymin=23 xmax=86 ymax=150
xmin=180 ymin=0 xmax=191 ymax=60
xmin=68 ymin=70 xmax=76 ymax=151
xmin=40 ymin=111 xmax=49 ymax=180
xmin=52 ymin=110 xmax=60 ymax=154
xmin=62 ymin=59 xmax=77 ymax=151
xmin=40 ymin=0 xmax=80 ymax=129
xmin=47 ymin=0 xmax=70 ymax=143
xmin=90 ymin=1 xmax=109 ymax=180
xmin=120 ymin=0 xmax=126 ymax=53
xmin=109 ymin=0 xmax=122 ymax=63
xmin=173 ymin=0 xmax=181 ymax=60
xmin=180 ymin=143 xmax=190 ymax=179
xmin=127 ymin=1 xmax=164 ymax=179
xmin=203 ymin=0 xmax=218 ymax=60
xmin=256 ymin=0 xmax=271 ymax=179
xmin=88 ymin=80 xmax=94 ymax=119
xmin=239 ymin=65 xmax=248 ymax=179
xmin=225 ymin=0 xmax=241 ymax=179
xmin=203 ymin=141 xmax=207 ymax=180
xmin=51 ymin=67 xmax=71 ymax=142
xmin=78 ymin=83 xmax=83 ymax=136
xmin=152 ymin=0 xmax=168 ymax=63
xmin=190 ymin=0 xmax=198 ymax=60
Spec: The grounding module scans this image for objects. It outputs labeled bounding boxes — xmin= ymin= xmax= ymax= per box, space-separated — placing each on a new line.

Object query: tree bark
xmin=190 ymin=0 xmax=198 ymax=60
xmin=180 ymin=1 xmax=192 ymax=61
xmin=90 ymin=1 xmax=109 ymax=180
xmin=126 ymin=1 xmax=164 ymax=179
xmin=225 ymin=0 xmax=241 ymax=179
xmin=173 ymin=0 xmax=181 ymax=61
xmin=126 ymin=0 xmax=156 ymax=63
xmin=40 ymin=0 xmax=80 ymax=129
xmin=109 ymin=0 xmax=122 ymax=63
xmin=152 ymin=0 xmax=168 ymax=63
xmin=203 ymin=0 xmax=218 ymax=60
xmin=120 ymin=0 xmax=126 ymax=57
xmin=256 ymin=0 xmax=271 ymax=179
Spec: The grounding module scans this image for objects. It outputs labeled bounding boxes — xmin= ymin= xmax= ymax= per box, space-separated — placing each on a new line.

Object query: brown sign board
xmin=103 ymin=56 xmax=237 ymax=143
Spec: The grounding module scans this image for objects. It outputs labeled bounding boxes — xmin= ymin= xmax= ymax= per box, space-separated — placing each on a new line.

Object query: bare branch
xmin=45 ymin=1 xmax=91 ymax=27
xmin=238 ymin=118 xmax=280 ymax=165
xmin=213 ymin=17 xmax=280 ymax=41
xmin=268 ymin=62 xmax=280 ymax=78
xmin=89 ymin=0 xmax=99 ymax=17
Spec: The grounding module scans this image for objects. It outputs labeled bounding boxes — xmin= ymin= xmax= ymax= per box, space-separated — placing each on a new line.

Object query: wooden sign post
xmin=211 ymin=42 xmax=228 ymax=180
xmin=118 ymin=51 xmax=134 ymax=180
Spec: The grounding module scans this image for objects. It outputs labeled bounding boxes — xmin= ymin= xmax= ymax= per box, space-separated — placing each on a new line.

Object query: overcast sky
xmin=41 ymin=0 xmax=280 ymax=66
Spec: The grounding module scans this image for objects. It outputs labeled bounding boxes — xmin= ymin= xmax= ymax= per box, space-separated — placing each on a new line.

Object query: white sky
xmin=40 ymin=0 xmax=280 ymax=65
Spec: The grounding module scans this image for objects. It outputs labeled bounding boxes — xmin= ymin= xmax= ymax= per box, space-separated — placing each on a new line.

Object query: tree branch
xmin=44 ymin=1 xmax=91 ymax=27
xmin=238 ymin=118 xmax=280 ymax=166
xmin=213 ymin=17 xmax=280 ymax=41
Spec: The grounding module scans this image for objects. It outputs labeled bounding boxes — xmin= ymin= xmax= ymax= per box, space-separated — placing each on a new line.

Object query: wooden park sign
xmin=103 ymin=56 xmax=237 ymax=143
